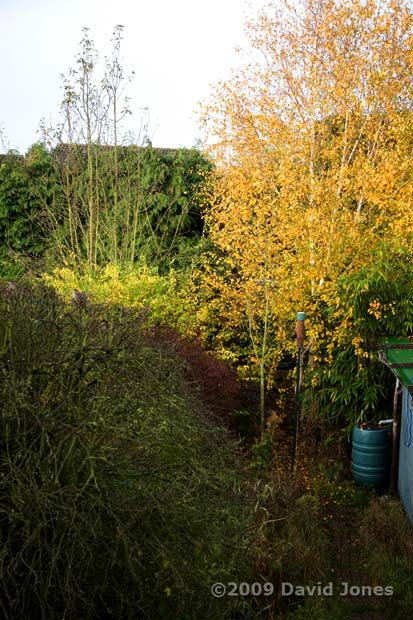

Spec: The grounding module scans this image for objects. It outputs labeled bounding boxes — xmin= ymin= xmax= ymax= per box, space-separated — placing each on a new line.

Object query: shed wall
xmin=398 ymin=388 xmax=413 ymax=522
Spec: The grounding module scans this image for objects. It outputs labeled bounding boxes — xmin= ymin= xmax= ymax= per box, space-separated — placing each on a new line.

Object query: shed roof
xmin=378 ymin=336 xmax=413 ymax=395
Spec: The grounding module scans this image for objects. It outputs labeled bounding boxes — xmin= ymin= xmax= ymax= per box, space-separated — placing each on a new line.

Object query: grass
xmin=359 ymin=495 xmax=413 ymax=617
xmin=280 ymin=457 xmax=413 ymax=620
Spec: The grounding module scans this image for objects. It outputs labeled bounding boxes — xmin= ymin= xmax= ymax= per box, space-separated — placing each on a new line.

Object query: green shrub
xmin=41 ymin=262 xmax=200 ymax=336
xmin=45 ymin=143 xmax=211 ymax=272
xmin=0 ymin=281 xmax=253 ymax=619
xmin=0 ymin=145 xmax=54 ymax=277
xmin=304 ymin=242 xmax=413 ymax=432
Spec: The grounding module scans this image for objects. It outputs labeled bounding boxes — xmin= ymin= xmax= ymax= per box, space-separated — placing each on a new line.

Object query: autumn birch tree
xmin=200 ymin=0 xmax=413 ymax=430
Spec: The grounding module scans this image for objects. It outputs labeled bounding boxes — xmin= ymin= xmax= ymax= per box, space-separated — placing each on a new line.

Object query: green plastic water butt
xmin=351 ymin=425 xmax=391 ymax=488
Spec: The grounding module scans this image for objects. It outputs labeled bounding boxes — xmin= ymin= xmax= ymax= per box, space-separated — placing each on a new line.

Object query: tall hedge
xmin=0 ymin=143 xmax=212 ymax=275
xmin=0 ymin=144 xmax=55 ymax=277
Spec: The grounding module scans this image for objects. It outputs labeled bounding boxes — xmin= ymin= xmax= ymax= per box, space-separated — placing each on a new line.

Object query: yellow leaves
xmin=42 ymin=267 xmax=79 ymax=296
xmin=311 ymin=375 xmax=319 ymax=387
xmin=40 ymin=264 xmax=202 ymax=338
xmin=367 ymin=298 xmax=382 ymax=320
xmin=198 ymin=0 xmax=413 ymax=377
xmin=352 ymin=335 xmax=364 ymax=356
xmin=367 ymin=299 xmax=397 ymax=320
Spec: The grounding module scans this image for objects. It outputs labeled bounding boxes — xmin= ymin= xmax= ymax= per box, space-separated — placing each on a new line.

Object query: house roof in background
xmin=0 ymin=143 xmax=194 ymax=163
xmin=51 ymin=143 xmax=184 ymax=165
xmin=0 ymin=152 xmax=23 ymax=161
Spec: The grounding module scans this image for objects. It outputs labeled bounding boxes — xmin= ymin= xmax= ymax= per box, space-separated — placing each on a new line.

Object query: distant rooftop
xmin=0 ymin=143 xmax=199 ymax=163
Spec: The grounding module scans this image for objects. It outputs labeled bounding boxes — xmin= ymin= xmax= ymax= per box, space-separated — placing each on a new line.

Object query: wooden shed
xmin=378 ymin=337 xmax=413 ymax=522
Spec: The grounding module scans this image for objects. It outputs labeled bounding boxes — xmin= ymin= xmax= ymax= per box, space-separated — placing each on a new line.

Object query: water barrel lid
xmin=359 ymin=421 xmax=382 ymax=430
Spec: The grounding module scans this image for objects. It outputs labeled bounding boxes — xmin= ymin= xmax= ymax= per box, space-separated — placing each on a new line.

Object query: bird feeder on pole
xmin=296 ymin=312 xmax=306 ymax=348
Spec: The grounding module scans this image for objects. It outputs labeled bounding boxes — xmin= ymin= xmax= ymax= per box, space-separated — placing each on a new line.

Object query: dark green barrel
xmin=351 ymin=425 xmax=390 ymax=488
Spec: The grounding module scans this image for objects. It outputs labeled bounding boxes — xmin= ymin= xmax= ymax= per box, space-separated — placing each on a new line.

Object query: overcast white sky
xmin=0 ymin=0 xmax=268 ymax=154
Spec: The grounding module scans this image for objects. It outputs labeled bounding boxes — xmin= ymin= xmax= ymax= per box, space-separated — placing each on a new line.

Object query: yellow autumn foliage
xmin=42 ymin=262 xmax=199 ymax=335
xmin=200 ymin=0 xmax=413 ymax=381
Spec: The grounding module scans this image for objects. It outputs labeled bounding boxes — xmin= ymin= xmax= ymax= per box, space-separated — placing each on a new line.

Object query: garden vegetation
xmin=2 ymin=1 xmax=413 ymax=618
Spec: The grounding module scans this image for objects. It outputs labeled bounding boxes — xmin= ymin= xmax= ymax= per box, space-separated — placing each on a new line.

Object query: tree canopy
xmin=200 ymin=0 xmax=413 ymax=427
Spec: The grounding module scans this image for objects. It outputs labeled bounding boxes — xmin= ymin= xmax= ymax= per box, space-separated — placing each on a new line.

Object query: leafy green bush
xmin=0 ymin=141 xmax=212 ymax=277
xmin=0 ymin=281 xmax=253 ymax=619
xmin=46 ymin=143 xmax=211 ymax=272
xmin=304 ymin=242 xmax=413 ymax=432
xmin=41 ymin=262 xmax=200 ymax=337
xmin=0 ymin=145 xmax=54 ymax=277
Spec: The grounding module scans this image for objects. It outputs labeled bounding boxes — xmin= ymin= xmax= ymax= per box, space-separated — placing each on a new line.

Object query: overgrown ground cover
xmin=1 ymin=279 xmax=412 ymax=620
xmin=0 ymin=281 xmax=256 ymax=619
xmin=277 ymin=437 xmax=413 ymax=620
xmin=0 ymin=279 xmax=337 ymax=620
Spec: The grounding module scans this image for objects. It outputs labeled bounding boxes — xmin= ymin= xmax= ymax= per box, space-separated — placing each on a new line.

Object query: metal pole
xmin=291 ymin=311 xmax=306 ymax=472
